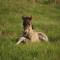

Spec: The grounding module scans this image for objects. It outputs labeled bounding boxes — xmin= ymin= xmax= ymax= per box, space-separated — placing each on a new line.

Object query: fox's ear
xmin=29 ymin=16 xmax=32 ymax=20
xmin=22 ymin=16 xmax=32 ymax=20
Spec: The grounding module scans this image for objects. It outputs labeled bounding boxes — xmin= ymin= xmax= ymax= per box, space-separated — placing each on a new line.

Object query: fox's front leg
xmin=16 ymin=37 xmax=26 ymax=45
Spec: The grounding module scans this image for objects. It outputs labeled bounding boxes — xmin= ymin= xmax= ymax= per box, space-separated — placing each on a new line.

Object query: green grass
xmin=0 ymin=0 xmax=60 ymax=60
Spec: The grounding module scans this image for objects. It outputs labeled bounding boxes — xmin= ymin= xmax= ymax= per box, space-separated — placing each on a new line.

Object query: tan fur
xmin=24 ymin=24 xmax=48 ymax=42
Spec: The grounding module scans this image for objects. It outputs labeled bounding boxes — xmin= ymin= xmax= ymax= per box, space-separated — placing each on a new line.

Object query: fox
xmin=16 ymin=16 xmax=48 ymax=45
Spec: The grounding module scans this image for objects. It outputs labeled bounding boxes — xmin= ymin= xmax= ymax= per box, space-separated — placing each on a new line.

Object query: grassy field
xmin=0 ymin=0 xmax=60 ymax=60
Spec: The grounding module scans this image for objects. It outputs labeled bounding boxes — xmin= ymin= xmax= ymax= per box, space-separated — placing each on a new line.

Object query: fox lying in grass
xmin=16 ymin=16 xmax=48 ymax=45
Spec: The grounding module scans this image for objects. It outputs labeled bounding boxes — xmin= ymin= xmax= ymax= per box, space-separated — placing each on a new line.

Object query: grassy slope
xmin=0 ymin=0 xmax=60 ymax=60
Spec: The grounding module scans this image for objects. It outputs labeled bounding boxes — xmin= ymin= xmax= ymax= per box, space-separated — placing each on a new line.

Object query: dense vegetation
xmin=0 ymin=0 xmax=60 ymax=60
